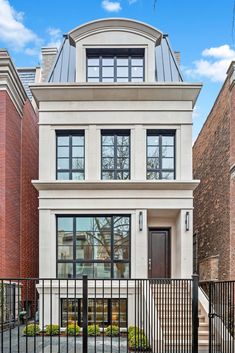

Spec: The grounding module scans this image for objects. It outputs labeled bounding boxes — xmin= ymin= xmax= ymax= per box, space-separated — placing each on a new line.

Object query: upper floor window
xmin=101 ymin=130 xmax=130 ymax=180
xmin=147 ymin=131 xmax=175 ymax=180
xmin=87 ymin=49 xmax=144 ymax=83
xmin=56 ymin=131 xmax=85 ymax=180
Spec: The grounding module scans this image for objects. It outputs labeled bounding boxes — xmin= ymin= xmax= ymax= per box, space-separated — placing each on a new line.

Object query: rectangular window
xmin=101 ymin=130 xmax=130 ymax=180
xmin=87 ymin=49 xmax=144 ymax=83
xmin=57 ymin=215 xmax=130 ymax=278
xmin=56 ymin=131 xmax=85 ymax=180
xmin=147 ymin=131 xmax=175 ymax=180
xmin=61 ymin=298 xmax=127 ymax=328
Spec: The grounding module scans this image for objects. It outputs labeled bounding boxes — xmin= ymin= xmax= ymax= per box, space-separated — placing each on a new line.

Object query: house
xmin=0 ymin=49 xmax=39 ymax=320
xmin=193 ymin=61 xmax=235 ymax=281
xmin=31 ymin=18 xmax=202 ymax=331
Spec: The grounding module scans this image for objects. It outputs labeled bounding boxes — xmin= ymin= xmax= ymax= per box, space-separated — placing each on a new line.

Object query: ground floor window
xmin=61 ymin=298 xmax=127 ymax=327
xmin=57 ymin=215 xmax=130 ymax=278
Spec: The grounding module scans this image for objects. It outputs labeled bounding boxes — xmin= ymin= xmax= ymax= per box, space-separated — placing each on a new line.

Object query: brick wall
xmin=0 ymin=91 xmax=6 ymax=277
xmin=193 ymin=79 xmax=231 ymax=280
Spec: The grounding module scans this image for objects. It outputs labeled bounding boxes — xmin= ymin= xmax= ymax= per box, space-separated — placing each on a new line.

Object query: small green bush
xmin=105 ymin=325 xmax=119 ymax=336
xmin=23 ymin=323 xmax=40 ymax=337
xmin=128 ymin=326 xmax=143 ymax=338
xmin=88 ymin=324 xmax=100 ymax=336
xmin=66 ymin=324 xmax=80 ymax=336
xmin=45 ymin=324 xmax=60 ymax=336
xmin=129 ymin=332 xmax=149 ymax=351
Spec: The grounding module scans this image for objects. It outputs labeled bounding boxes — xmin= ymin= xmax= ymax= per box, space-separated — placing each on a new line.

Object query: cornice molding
xmin=0 ymin=49 xmax=27 ymax=115
xmin=32 ymin=180 xmax=200 ymax=191
xmin=30 ymin=82 xmax=202 ymax=108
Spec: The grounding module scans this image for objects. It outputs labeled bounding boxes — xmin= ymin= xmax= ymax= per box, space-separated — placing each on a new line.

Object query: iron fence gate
xmin=0 ymin=276 xmax=198 ymax=353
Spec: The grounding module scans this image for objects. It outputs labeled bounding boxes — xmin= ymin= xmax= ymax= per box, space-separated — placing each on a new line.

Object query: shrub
xmin=45 ymin=324 xmax=60 ymax=336
xmin=128 ymin=326 xmax=143 ymax=338
xmin=23 ymin=323 xmax=40 ymax=337
xmin=66 ymin=324 xmax=80 ymax=336
xmin=88 ymin=324 xmax=100 ymax=336
xmin=105 ymin=325 xmax=119 ymax=336
xmin=129 ymin=332 xmax=149 ymax=351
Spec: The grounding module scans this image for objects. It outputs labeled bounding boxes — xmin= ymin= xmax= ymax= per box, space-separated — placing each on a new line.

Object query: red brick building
xmin=0 ymin=49 xmax=39 ymax=281
xmin=193 ymin=61 xmax=235 ymax=281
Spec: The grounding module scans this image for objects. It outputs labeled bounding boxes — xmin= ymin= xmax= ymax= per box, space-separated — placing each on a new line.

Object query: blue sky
xmin=0 ymin=0 xmax=234 ymax=140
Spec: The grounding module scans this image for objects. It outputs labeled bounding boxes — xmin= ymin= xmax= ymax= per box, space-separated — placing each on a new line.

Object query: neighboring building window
xmin=61 ymin=298 xmax=127 ymax=327
xmin=57 ymin=215 xmax=130 ymax=279
xmin=101 ymin=130 xmax=130 ymax=180
xmin=87 ymin=49 xmax=144 ymax=83
xmin=56 ymin=131 xmax=85 ymax=180
xmin=147 ymin=131 xmax=175 ymax=180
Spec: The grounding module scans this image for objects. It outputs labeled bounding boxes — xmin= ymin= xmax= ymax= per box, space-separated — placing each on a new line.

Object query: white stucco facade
xmin=31 ymin=18 xmax=201 ymax=327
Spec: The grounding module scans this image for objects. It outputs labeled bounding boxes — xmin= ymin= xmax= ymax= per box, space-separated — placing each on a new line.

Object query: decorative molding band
xmin=0 ymin=49 xmax=27 ymax=115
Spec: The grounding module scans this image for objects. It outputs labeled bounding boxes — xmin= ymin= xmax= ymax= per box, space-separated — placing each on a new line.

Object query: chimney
xmin=174 ymin=51 xmax=181 ymax=66
xmin=41 ymin=47 xmax=58 ymax=82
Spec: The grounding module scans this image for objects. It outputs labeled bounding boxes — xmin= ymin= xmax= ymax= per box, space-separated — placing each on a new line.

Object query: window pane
xmin=72 ymin=158 xmax=84 ymax=170
xmin=72 ymin=136 xmax=84 ymax=146
xmin=132 ymin=58 xmax=143 ymax=66
xmin=58 ymin=246 xmax=73 ymax=260
xmin=102 ymin=78 xmax=114 ymax=82
xmin=116 ymin=78 xmax=129 ymax=83
xmin=102 ymin=157 xmax=114 ymax=169
xmin=162 ymin=158 xmax=174 ymax=169
xmin=117 ymin=146 xmax=129 ymax=158
xmin=94 ymin=263 xmax=111 ymax=278
xmin=58 ymin=263 xmax=73 ymax=278
xmin=162 ymin=146 xmax=174 ymax=158
xmin=111 ymin=299 xmax=127 ymax=327
xmin=117 ymin=58 xmax=128 ymax=66
xmin=162 ymin=136 xmax=174 ymax=146
xmin=102 ymin=135 xmax=114 ymax=145
xmin=57 ymin=172 xmax=70 ymax=180
xmin=102 ymin=58 xmax=114 ymax=66
xmin=58 ymin=217 xmax=73 ymax=231
xmin=57 ymin=136 xmax=69 ymax=146
xmin=147 ymin=171 xmax=160 ymax=180
xmin=113 ymin=263 xmax=129 ymax=278
xmin=76 ymin=217 xmax=111 ymax=233
xmin=117 ymin=67 xmax=128 ymax=77
xmin=61 ymin=299 xmax=79 ymax=327
xmin=88 ymin=58 xmax=99 ymax=66
xmin=58 ymin=146 xmax=69 ymax=158
xmin=131 ymin=78 xmax=144 ymax=82
xmin=117 ymin=171 xmax=130 ymax=180
xmin=58 ymin=158 xmax=69 ymax=170
xmin=102 ymin=171 xmax=114 ymax=180
xmin=76 ymin=263 xmax=94 ymax=278
xmin=102 ymin=146 xmax=114 ymax=157
xmin=72 ymin=172 xmax=84 ymax=180
xmin=102 ymin=66 xmax=114 ymax=78
xmin=117 ymin=135 xmax=129 ymax=146
xmin=162 ymin=171 xmax=174 ymax=180
xmin=117 ymin=157 xmax=129 ymax=169
xmin=131 ymin=67 xmax=143 ymax=78
xmin=147 ymin=157 xmax=159 ymax=170
xmin=148 ymin=135 xmax=159 ymax=145
xmin=88 ymin=66 xmax=99 ymax=77
xmin=72 ymin=147 xmax=84 ymax=158
xmin=148 ymin=146 xmax=159 ymax=158
xmin=87 ymin=78 xmax=99 ymax=82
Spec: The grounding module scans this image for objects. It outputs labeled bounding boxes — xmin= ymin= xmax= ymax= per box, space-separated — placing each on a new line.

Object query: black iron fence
xmin=0 ymin=276 xmax=198 ymax=353
xmin=200 ymin=281 xmax=235 ymax=353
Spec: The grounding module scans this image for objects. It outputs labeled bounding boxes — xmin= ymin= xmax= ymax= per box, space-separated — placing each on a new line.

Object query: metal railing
xmin=0 ymin=276 xmax=198 ymax=353
xmin=200 ymin=280 xmax=235 ymax=353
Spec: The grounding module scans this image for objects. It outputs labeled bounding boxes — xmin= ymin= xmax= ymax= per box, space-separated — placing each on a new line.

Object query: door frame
xmin=148 ymin=228 xmax=171 ymax=278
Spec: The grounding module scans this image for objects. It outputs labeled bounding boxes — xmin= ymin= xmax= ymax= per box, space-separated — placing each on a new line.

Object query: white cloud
xmin=185 ymin=44 xmax=235 ymax=82
xmin=46 ymin=27 xmax=62 ymax=48
xmin=0 ymin=0 xmax=41 ymax=52
xmin=101 ymin=0 xmax=122 ymax=12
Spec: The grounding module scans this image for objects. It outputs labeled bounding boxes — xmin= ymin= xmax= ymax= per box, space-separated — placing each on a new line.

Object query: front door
xmin=148 ymin=229 xmax=171 ymax=278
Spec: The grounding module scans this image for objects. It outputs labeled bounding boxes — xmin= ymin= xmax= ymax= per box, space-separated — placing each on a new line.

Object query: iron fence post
xmin=208 ymin=281 xmax=212 ymax=353
xmin=82 ymin=275 xmax=88 ymax=353
xmin=192 ymin=274 xmax=199 ymax=353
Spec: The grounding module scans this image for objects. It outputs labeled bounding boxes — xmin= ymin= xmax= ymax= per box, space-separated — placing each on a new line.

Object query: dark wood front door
xmin=148 ymin=229 xmax=171 ymax=278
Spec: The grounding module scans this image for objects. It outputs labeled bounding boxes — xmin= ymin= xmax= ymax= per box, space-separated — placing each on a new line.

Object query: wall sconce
xmin=185 ymin=211 xmax=190 ymax=231
xmin=139 ymin=211 xmax=143 ymax=231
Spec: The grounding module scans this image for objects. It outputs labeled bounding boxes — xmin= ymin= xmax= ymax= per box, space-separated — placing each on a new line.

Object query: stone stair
xmin=153 ymin=283 xmax=210 ymax=352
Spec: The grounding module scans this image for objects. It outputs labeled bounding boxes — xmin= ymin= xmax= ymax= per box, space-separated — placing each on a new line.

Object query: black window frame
xmin=60 ymin=298 xmax=128 ymax=328
xmin=146 ymin=130 xmax=176 ymax=180
xmin=101 ymin=130 xmax=131 ymax=180
xmin=56 ymin=214 xmax=131 ymax=279
xmin=56 ymin=131 xmax=85 ymax=180
xmin=86 ymin=48 xmax=145 ymax=83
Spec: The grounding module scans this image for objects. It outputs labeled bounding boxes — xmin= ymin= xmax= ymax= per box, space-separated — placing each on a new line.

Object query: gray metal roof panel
xmin=17 ymin=68 xmax=36 ymax=100
xmin=48 ymin=35 xmax=183 ymax=83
